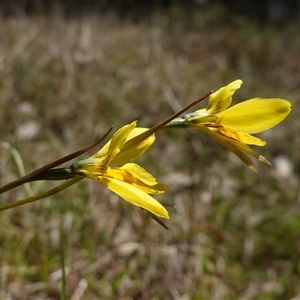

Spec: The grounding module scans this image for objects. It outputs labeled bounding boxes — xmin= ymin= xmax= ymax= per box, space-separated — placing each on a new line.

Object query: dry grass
xmin=0 ymin=9 xmax=300 ymax=299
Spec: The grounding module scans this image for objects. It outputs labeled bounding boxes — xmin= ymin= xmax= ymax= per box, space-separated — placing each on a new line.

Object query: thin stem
xmin=0 ymin=178 xmax=83 ymax=212
xmin=0 ymin=127 xmax=113 ymax=194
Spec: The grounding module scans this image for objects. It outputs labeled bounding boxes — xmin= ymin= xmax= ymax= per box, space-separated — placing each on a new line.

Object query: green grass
xmin=0 ymin=9 xmax=300 ymax=299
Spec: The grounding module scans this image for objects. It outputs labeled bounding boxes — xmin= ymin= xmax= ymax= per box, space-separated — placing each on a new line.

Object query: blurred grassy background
xmin=0 ymin=5 xmax=300 ymax=299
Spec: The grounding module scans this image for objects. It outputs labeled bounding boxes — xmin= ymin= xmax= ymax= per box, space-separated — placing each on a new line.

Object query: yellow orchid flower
xmin=166 ymin=80 xmax=291 ymax=172
xmin=71 ymin=121 xmax=169 ymax=219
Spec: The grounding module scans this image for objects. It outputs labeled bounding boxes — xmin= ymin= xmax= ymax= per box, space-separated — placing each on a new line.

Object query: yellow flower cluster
xmin=71 ymin=80 xmax=291 ymax=219
xmin=0 ymin=80 xmax=291 ymax=227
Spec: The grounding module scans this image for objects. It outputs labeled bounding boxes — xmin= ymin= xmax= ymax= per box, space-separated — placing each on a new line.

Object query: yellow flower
xmin=167 ymin=80 xmax=291 ymax=172
xmin=71 ymin=122 xmax=169 ymax=219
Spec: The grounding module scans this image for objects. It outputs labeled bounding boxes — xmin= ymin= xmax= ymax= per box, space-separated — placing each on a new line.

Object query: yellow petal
xmin=204 ymin=80 xmax=242 ymax=114
xmin=120 ymin=163 xmax=167 ymax=193
xmin=217 ymin=126 xmax=266 ymax=146
xmin=197 ymin=126 xmax=270 ymax=172
xmin=218 ymin=98 xmax=291 ymax=134
xmin=100 ymin=176 xmax=169 ymax=219
xmin=93 ymin=122 xmax=136 ymax=161
xmin=107 ymin=165 xmax=167 ymax=194
xmin=223 ymin=136 xmax=271 ymax=167
xmin=112 ymin=128 xmax=155 ymax=165
xmin=217 ymin=136 xmax=259 ymax=173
